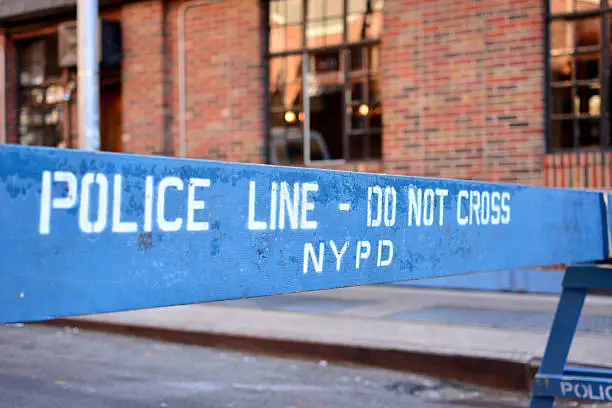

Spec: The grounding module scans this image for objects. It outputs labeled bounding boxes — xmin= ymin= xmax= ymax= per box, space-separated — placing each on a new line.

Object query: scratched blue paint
xmin=0 ymin=145 xmax=610 ymax=324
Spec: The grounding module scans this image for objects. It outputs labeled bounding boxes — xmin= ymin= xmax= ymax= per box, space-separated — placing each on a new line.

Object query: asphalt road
xmin=0 ymin=324 xmax=566 ymax=408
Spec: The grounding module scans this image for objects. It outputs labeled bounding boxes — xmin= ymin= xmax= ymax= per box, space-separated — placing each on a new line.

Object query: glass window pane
xmin=285 ymin=54 xmax=303 ymax=84
xmin=311 ymin=50 xmax=342 ymax=86
xmin=309 ymin=86 xmax=344 ymax=160
xmin=574 ymin=0 xmax=601 ymax=12
xmin=284 ymin=82 xmax=303 ymax=109
xmin=270 ymin=56 xmax=304 ymax=111
xmin=550 ymin=18 xmax=600 ymax=54
xmin=349 ymin=45 xmax=380 ymax=75
xmin=575 ymin=53 xmax=599 ymax=80
xmin=551 ymin=119 xmax=575 ymax=149
xmin=324 ymin=18 xmax=344 ymax=46
xmin=551 ymin=86 xmax=573 ymax=115
xmin=578 ymin=118 xmax=600 ymax=147
xmin=285 ymin=24 xmax=303 ymax=52
xmin=550 ymin=0 xmax=602 ymax=14
xmin=307 ymin=0 xmax=344 ymax=20
xmin=349 ymin=133 xmax=381 ymax=161
xmin=348 ymin=0 xmax=367 ymax=14
xmin=576 ymin=17 xmax=601 ymax=49
xmin=269 ymin=56 xmax=286 ymax=89
xmin=307 ymin=0 xmax=323 ymax=21
xmin=550 ymin=0 xmax=572 ymax=14
xmin=307 ymin=18 xmax=344 ymax=47
xmin=551 ymin=56 xmax=573 ymax=82
xmin=550 ymin=20 xmax=574 ymax=53
xmin=270 ymin=122 xmax=304 ymax=165
xmin=270 ymin=109 xmax=287 ymax=128
xmin=347 ymin=0 xmax=383 ymax=41
xmin=325 ymin=0 xmax=344 ymax=18
xmin=350 ymin=77 xmax=381 ymax=113
xmin=351 ymin=106 xmax=370 ymax=130
xmin=366 ymin=6 xmax=383 ymax=39
xmin=270 ymin=0 xmax=303 ymax=25
xmin=576 ymin=85 xmax=600 ymax=116
xmin=350 ymin=46 xmax=367 ymax=73
xmin=351 ymin=79 xmax=367 ymax=104
xmin=269 ymin=27 xmax=286 ymax=53
xmin=370 ymin=45 xmax=380 ymax=72
xmin=18 ymin=40 xmax=46 ymax=86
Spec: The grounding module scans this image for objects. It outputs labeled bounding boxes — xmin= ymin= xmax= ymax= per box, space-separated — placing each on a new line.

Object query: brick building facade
xmin=0 ymin=0 xmax=610 ymax=189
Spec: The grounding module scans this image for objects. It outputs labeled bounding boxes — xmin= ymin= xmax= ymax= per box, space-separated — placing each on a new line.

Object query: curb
xmin=39 ymin=317 xmax=541 ymax=393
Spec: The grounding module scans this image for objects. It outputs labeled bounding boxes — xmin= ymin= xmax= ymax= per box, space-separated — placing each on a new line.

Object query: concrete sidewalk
xmin=41 ymin=286 xmax=612 ymax=392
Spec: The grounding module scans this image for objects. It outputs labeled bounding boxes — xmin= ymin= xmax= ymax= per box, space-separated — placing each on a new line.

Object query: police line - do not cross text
xmin=38 ymin=171 xmax=512 ymax=275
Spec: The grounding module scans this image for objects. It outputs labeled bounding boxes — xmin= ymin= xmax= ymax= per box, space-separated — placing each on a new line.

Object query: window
xmin=548 ymin=0 xmax=611 ymax=151
xmin=16 ymin=34 xmax=67 ymax=148
xmin=268 ymin=0 xmax=383 ymax=165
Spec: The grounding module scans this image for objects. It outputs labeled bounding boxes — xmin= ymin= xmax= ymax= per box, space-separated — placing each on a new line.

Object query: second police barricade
xmin=0 ymin=144 xmax=610 ymax=407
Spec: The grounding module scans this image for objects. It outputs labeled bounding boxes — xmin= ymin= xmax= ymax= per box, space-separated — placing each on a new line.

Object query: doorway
xmin=100 ymin=80 xmax=122 ymax=152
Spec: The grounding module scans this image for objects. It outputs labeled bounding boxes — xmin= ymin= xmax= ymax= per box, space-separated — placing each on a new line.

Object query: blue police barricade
xmin=0 ymin=144 xmax=610 ymax=407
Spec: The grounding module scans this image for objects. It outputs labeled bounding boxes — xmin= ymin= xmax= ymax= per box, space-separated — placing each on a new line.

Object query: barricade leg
xmin=529 ymin=264 xmax=612 ymax=407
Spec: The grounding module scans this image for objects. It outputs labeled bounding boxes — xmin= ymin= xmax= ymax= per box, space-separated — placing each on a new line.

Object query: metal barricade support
xmin=530 ymin=264 xmax=612 ymax=407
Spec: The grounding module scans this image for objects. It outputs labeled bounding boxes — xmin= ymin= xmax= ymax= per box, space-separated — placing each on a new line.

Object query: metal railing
xmin=543 ymin=151 xmax=612 ymax=189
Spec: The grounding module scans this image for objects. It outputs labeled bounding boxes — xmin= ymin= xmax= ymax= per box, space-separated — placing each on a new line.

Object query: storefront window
xmin=548 ymin=0 xmax=610 ymax=151
xmin=16 ymin=34 xmax=68 ymax=147
xmin=268 ymin=0 xmax=383 ymax=164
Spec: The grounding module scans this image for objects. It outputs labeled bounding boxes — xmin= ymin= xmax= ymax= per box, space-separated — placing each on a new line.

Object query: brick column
xmin=121 ymin=0 xmax=166 ymax=155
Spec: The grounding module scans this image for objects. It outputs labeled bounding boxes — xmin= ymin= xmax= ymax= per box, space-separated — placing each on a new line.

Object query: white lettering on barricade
xmin=39 ymin=171 xmax=78 ymax=234
xmin=302 ymin=239 xmax=393 ymax=274
xmin=301 ymin=182 xmax=318 ymax=229
xmin=407 ymin=187 xmax=447 ymax=227
xmin=39 ymin=171 xmax=214 ymax=234
xmin=560 ymin=381 xmax=612 ymax=402
xmin=248 ymin=181 xmax=319 ymax=231
xmin=303 ymin=242 xmax=325 ymax=274
xmin=187 ymin=178 xmax=211 ymax=232
xmin=377 ymin=240 xmax=393 ymax=267
xmin=435 ymin=188 xmax=448 ymax=226
xmin=457 ymin=189 xmax=511 ymax=226
xmin=79 ymin=173 xmax=108 ymax=234
xmin=279 ymin=182 xmax=299 ymax=230
xmin=367 ymin=186 xmax=397 ymax=227
xmin=248 ymin=181 xmax=267 ymax=230
xmin=356 ymin=240 xmax=371 ymax=269
xmin=157 ymin=177 xmax=184 ymax=232
xmin=330 ymin=240 xmax=349 ymax=271
xmin=37 ymin=171 xmax=516 ymax=277
xmin=501 ymin=192 xmax=511 ymax=224
xmin=112 ymin=175 xmax=138 ymax=233
xmin=367 ymin=186 xmax=382 ymax=227
xmin=144 ymin=176 xmax=154 ymax=232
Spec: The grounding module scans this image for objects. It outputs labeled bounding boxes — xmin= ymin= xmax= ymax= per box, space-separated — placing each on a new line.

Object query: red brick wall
xmin=381 ymin=0 xmax=545 ymax=184
xmin=121 ymin=0 xmax=167 ymax=154
xmin=163 ymin=0 xmax=264 ymax=163
xmin=1 ymin=0 xmax=547 ymax=186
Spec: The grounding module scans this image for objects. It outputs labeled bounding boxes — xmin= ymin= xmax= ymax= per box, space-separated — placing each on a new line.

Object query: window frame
xmin=546 ymin=0 xmax=611 ymax=153
xmin=14 ymin=32 xmax=68 ymax=148
xmin=265 ymin=0 xmax=383 ymax=165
